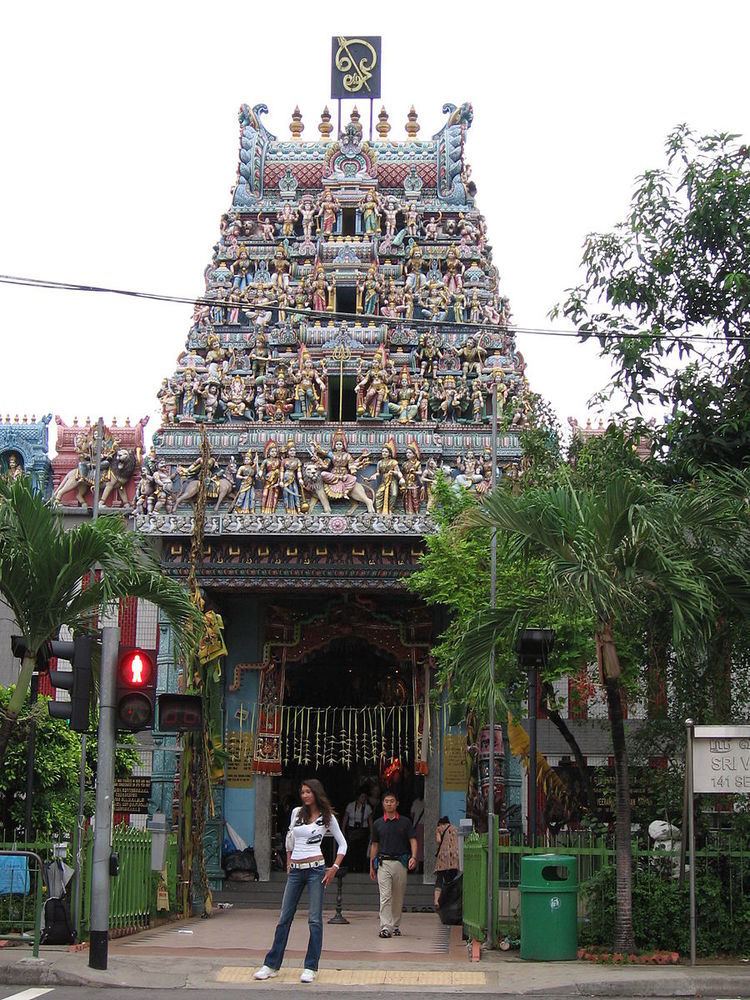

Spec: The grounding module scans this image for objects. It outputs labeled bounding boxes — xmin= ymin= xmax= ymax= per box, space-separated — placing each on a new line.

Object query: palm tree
xmin=0 ymin=476 xmax=203 ymax=765
xmin=459 ymin=469 xmax=750 ymax=952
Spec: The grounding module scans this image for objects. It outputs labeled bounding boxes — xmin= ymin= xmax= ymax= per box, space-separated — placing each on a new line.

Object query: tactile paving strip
xmin=216 ymin=966 xmax=487 ymax=986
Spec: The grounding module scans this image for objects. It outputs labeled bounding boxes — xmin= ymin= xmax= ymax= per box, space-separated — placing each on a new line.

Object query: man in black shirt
xmin=369 ymin=791 xmax=417 ymax=938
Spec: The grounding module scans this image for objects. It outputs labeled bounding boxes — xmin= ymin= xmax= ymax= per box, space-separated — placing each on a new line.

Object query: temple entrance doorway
xmin=271 ymin=637 xmax=421 ymax=871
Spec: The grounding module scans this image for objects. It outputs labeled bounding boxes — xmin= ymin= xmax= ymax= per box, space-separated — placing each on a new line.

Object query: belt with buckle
xmin=290 ymin=859 xmax=326 ymax=870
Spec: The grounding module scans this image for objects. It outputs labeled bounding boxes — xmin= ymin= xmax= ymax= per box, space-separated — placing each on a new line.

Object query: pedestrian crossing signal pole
xmin=89 ymin=625 xmax=119 ymax=971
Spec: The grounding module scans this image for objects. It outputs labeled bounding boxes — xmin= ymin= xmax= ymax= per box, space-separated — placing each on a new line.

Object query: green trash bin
xmin=520 ymin=854 xmax=578 ymax=961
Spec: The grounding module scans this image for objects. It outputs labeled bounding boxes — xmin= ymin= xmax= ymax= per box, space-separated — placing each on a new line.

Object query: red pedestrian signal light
xmin=116 ymin=646 xmax=157 ymax=731
xmin=119 ymin=650 xmax=153 ymax=687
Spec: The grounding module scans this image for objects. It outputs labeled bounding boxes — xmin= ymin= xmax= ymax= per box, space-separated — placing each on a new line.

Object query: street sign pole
xmin=686 ymin=719 xmax=696 ymax=966
xmin=89 ymin=625 xmax=119 ymax=970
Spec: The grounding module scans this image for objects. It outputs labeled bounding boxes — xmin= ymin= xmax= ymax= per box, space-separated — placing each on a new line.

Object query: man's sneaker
xmin=254 ymin=966 xmax=278 ymax=980
xmin=392 ymin=927 xmax=402 ymax=936
xmin=379 ymin=928 xmax=392 ymax=938
xmin=300 ymin=968 xmax=317 ymax=983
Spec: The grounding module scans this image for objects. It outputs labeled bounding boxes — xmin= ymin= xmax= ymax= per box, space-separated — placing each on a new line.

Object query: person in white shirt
xmin=254 ymin=779 xmax=347 ymax=985
xmin=342 ymin=788 xmax=373 ymax=872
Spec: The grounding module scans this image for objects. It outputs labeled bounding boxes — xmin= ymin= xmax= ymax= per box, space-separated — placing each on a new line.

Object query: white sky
xmin=1 ymin=0 xmax=748 ymax=450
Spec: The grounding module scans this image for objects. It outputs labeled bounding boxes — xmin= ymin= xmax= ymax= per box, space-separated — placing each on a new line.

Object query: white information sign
xmin=691 ymin=725 xmax=750 ymax=794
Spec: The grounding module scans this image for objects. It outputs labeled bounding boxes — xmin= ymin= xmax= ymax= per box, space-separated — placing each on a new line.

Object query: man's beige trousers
xmin=377 ymin=859 xmax=407 ymax=931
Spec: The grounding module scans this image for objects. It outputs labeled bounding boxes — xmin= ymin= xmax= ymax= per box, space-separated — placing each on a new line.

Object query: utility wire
xmin=0 ymin=272 xmax=747 ymax=346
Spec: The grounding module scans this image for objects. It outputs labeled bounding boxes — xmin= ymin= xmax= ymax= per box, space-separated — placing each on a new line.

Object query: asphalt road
xmin=0 ymin=990 xmax=528 ymax=1000
xmin=6 ymin=991 xmax=749 ymax=1000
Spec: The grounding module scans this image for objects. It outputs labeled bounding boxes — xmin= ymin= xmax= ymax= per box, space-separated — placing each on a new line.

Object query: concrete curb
xmin=0 ymin=954 xmax=748 ymax=994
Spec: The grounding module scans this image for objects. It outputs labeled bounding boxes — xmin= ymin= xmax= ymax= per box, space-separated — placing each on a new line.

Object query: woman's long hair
xmin=297 ymin=778 xmax=334 ymax=826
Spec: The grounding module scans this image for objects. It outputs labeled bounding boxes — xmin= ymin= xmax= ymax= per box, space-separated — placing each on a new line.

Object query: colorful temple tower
xmin=139 ymin=100 xmax=529 ymax=882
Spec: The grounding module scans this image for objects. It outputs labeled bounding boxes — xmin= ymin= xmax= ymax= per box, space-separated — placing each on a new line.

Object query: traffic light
xmin=158 ymin=693 xmax=203 ymax=732
xmin=11 ymin=634 xmax=94 ymax=732
xmin=116 ymin=646 xmax=157 ymax=731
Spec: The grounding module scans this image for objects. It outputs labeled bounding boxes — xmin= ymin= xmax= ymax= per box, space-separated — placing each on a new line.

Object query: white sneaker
xmin=300 ymin=968 xmax=317 ymax=983
xmin=254 ymin=965 xmax=278 ymax=980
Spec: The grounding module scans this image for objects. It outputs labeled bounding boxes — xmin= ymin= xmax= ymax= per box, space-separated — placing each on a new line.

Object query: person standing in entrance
xmin=369 ymin=791 xmax=417 ymax=938
xmin=254 ymin=779 xmax=347 ymax=984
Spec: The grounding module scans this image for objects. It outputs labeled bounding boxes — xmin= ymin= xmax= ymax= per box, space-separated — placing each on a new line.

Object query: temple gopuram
xmin=136 ymin=100 xmax=529 ymax=883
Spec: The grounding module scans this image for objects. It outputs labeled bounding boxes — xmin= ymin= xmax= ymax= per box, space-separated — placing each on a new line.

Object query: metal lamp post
xmin=515 ymin=628 xmax=555 ymax=848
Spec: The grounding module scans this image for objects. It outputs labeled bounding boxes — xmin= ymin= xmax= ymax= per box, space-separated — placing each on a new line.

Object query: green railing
xmin=463 ymin=827 xmax=750 ymax=945
xmin=79 ymin=826 xmax=181 ymax=937
xmin=0 ymin=849 xmax=45 ymax=957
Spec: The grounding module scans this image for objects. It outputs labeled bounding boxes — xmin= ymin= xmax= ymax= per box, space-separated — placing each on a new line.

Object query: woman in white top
xmin=254 ymin=779 xmax=347 ymax=984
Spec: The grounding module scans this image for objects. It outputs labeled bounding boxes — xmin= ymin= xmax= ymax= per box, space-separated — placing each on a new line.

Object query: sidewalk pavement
xmin=1 ymin=909 xmax=749 ymax=994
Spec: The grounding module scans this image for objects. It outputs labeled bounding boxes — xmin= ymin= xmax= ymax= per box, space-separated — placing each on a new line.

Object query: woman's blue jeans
xmin=264 ymin=864 xmax=325 ymax=972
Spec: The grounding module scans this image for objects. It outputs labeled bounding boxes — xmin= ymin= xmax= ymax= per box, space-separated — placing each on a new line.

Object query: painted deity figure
xmin=383 ymin=197 xmax=399 ymax=238
xmin=300 ymin=196 xmax=317 ymax=243
xmin=475 ymin=448 xmax=495 ymax=496
xmin=420 ymin=457 xmax=439 ymax=510
xmin=415 ymin=331 xmax=443 ymax=378
xmin=281 ymin=442 xmax=304 ymax=514
xmin=434 ymin=375 xmax=465 ymax=421
xmin=469 ymin=289 xmax=483 ymax=324
xmin=158 ymin=378 xmax=178 ymax=425
xmin=231 ymin=246 xmax=253 ymax=293
xmin=419 ymin=281 xmax=449 ymax=321
xmin=368 ymin=441 xmax=404 ymax=514
xmin=271 ymin=245 xmax=291 ymax=292
xmin=455 ymin=450 xmax=484 ymax=491
xmin=361 ymin=189 xmax=381 ymax=235
xmin=444 ymin=247 xmax=464 ymax=295
xmin=401 ymin=442 xmax=423 ymax=514
xmin=231 ymin=450 xmax=258 ymax=513
xmin=226 ymin=287 xmax=244 ymax=324
xmin=317 ymin=189 xmax=339 ymax=235
xmin=4 ymin=452 xmax=24 ymax=480
xmin=294 ymin=355 xmax=325 ymax=417
xmin=356 ymin=355 xmax=390 ymax=418
xmin=423 ymin=213 xmax=442 ymax=241
xmin=179 ymin=368 xmax=198 ymax=422
xmin=405 ymin=244 xmax=425 ymax=296
xmin=152 ymin=461 xmax=175 ymax=513
xmin=357 ymin=266 xmax=381 ymax=315
xmin=310 ymin=430 xmax=372 ymax=508
xmin=459 ymin=335 xmax=487 ymax=378
xmin=404 ymin=203 xmax=419 ymax=237
xmin=258 ymin=440 xmax=283 ymax=513
xmin=250 ymin=333 xmax=270 ymax=379
xmin=311 ymin=266 xmax=331 ymax=314
xmin=389 ymin=371 xmax=420 ymax=424
xmin=210 ymin=286 xmax=228 ymax=325
xmin=277 ymin=203 xmax=298 ymax=238
xmin=260 ymin=217 xmax=276 ymax=241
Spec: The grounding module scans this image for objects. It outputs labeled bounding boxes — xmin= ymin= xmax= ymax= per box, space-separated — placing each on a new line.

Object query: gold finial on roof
xmin=376 ymin=106 xmax=391 ymax=138
xmin=290 ymin=106 xmax=304 ymax=139
xmin=350 ymin=106 xmax=361 ymax=124
xmin=405 ymin=106 xmax=420 ymax=139
xmin=318 ymin=106 xmax=333 ymax=140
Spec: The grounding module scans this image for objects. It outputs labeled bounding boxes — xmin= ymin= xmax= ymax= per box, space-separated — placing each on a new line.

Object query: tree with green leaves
xmin=458 ymin=469 xmax=750 ymax=951
xmin=554 ymin=125 xmax=750 ymax=475
xmin=0 ymin=475 xmax=203 ymax=765
xmin=0 ymin=688 xmax=140 ymax=839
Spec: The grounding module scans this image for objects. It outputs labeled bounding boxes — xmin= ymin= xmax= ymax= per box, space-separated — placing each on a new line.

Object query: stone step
xmin=215 ymin=872 xmax=436 ymax=912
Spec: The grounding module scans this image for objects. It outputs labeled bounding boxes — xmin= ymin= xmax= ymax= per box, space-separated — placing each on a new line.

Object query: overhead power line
xmin=0 ymin=272 xmax=746 ymax=346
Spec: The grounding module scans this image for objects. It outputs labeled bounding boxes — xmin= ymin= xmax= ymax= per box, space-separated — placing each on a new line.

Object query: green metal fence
xmin=463 ymin=828 xmax=750 ymax=946
xmin=78 ymin=826 xmax=181 ymax=937
xmin=0 ymin=849 xmax=45 ymax=957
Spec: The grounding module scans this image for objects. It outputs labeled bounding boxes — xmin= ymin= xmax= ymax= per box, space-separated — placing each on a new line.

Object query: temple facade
xmin=132 ymin=100 xmax=529 ymax=882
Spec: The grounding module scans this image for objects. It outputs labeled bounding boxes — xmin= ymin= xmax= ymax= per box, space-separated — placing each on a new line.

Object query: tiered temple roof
xmin=136 ymin=101 xmax=530 ymax=546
